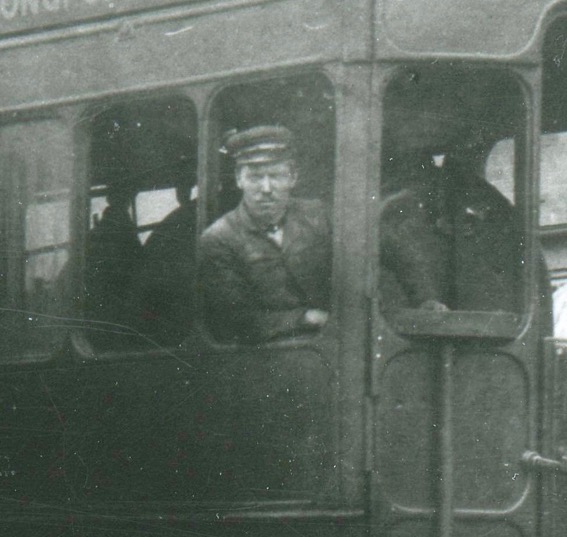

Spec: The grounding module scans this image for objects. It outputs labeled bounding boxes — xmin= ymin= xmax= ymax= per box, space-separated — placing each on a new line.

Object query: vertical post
xmin=439 ymin=342 xmax=455 ymax=537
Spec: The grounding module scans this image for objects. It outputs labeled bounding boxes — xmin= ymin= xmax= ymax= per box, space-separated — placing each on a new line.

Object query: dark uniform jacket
xmin=136 ymin=203 xmax=197 ymax=345
xmin=84 ymin=204 xmax=143 ymax=349
xmin=379 ymin=185 xmax=451 ymax=310
xmin=379 ymin=161 xmax=551 ymax=327
xmin=199 ymin=198 xmax=332 ymax=343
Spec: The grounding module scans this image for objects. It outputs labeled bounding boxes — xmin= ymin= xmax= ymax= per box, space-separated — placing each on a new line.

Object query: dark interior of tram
xmin=379 ymin=67 xmax=528 ymax=315
xmin=543 ymin=17 xmax=567 ymax=135
xmin=85 ymin=97 xmax=198 ymax=349
xmin=540 ymin=17 xmax=567 ymax=294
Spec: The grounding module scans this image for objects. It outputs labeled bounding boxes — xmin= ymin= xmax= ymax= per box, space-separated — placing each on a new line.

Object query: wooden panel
xmin=452 ymin=351 xmax=528 ymax=509
xmin=0 ymin=345 xmax=339 ymax=516
xmin=0 ymin=0 xmax=197 ymax=37
xmin=0 ymin=0 xmax=345 ymax=111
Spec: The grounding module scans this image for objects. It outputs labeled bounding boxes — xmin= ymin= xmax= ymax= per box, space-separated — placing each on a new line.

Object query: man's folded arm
xmin=200 ymin=240 xmax=317 ymax=342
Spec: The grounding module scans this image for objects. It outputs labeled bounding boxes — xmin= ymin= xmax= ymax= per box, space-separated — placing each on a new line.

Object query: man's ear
xmin=289 ymin=169 xmax=298 ymax=189
xmin=235 ymin=168 xmax=245 ymax=190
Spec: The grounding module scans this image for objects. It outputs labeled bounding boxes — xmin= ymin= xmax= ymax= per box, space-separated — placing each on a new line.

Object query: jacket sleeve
xmin=379 ymin=189 xmax=450 ymax=308
xmin=199 ymin=234 xmax=311 ymax=343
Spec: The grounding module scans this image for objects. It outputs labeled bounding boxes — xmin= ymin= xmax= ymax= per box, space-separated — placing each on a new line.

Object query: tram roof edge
xmin=378 ymin=0 xmax=561 ymax=60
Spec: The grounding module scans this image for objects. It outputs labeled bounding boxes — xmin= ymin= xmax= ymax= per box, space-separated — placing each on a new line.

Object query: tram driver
xmin=199 ymin=126 xmax=332 ymax=343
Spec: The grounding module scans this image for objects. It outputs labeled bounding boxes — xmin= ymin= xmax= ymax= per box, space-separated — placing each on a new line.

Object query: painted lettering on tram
xmin=0 ymin=0 xmax=187 ymax=35
xmin=0 ymin=0 xmax=100 ymax=22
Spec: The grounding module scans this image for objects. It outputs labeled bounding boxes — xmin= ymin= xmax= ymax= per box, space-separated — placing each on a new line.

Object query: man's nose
xmin=259 ymin=176 xmax=272 ymax=192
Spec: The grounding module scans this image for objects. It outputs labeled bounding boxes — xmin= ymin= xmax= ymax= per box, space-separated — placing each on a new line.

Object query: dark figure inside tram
xmin=199 ymin=125 xmax=332 ymax=343
xmin=379 ymin=140 xmax=548 ymax=316
xmin=84 ymin=183 xmax=143 ymax=347
xmin=379 ymin=150 xmax=451 ymax=312
xmin=136 ymin=176 xmax=198 ymax=346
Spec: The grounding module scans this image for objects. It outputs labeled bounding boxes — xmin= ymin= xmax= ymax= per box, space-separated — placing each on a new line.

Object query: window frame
xmin=72 ymin=91 xmax=201 ymax=359
xmin=196 ymin=69 xmax=340 ymax=350
xmin=0 ymin=113 xmax=78 ymax=362
xmin=376 ymin=64 xmax=539 ymax=341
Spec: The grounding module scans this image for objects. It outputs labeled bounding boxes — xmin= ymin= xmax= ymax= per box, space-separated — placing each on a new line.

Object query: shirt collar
xmin=236 ymin=201 xmax=288 ymax=234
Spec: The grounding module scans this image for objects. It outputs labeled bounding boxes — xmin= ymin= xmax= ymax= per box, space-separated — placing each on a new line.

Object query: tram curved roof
xmin=380 ymin=0 xmax=560 ymax=58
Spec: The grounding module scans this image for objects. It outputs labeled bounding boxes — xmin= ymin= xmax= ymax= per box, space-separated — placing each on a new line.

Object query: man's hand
xmin=419 ymin=299 xmax=449 ymax=312
xmin=303 ymin=309 xmax=329 ymax=327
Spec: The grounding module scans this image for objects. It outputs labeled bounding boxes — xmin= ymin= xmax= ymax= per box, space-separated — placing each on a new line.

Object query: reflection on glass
xmin=485 ymin=138 xmax=514 ymax=205
xmin=25 ymin=250 xmax=69 ymax=295
xmin=136 ymin=188 xmax=179 ymax=228
xmin=26 ymin=198 xmax=70 ymax=250
xmin=0 ymin=120 xmax=76 ymax=356
xmin=85 ymin=97 xmax=198 ymax=349
xmin=553 ymin=283 xmax=567 ymax=338
xmin=488 ymin=133 xmax=567 ymax=227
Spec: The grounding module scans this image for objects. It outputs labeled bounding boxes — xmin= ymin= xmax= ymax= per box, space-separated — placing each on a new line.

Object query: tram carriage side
xmin=0 ymin=1 xmax=567 ymax=536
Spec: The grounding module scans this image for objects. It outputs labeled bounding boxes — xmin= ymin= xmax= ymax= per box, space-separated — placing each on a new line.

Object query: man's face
xmin=236 ymin=160 xmax=297 ymax=225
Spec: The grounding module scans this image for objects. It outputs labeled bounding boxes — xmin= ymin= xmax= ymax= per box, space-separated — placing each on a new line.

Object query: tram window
xmin=135 ymin=188 xmax=180 ymax=244
xmin=539 ymin=133 xmax=567 ymax=226
xmin=202 ymin=74 xmax=335 ymax=344
xmin=485 ymin=138 xmax=514 ymax=205
xmin=540 ymin=17 xmax=567 ymax=335
xmin=26 ymin=196 xmax=70 ymax=294
xmin=542 ymin=19 xmax=567 ymax=228
xmin=380 ymin=67 xmax=527 ymax=316
xmin=486 ymin=133 xmax=567 ymax=227
xmin=89 ymin=187 xmax=181 ymax=245
xmin=85 ymin=97 xmax=198 ymax=350
xmin=0 ymin=120 xmax=74 ymax=357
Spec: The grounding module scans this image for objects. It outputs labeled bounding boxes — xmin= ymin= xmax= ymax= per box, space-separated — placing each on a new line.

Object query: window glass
xmin=0 ymin=120 xmax=75 ymax=357
xmin=541 ymin=17 xmax=567 ymax=335
xmin=89 ymin=194 xmax=109 ymax=229
xmin=486 ymin=133 xmax=567 ymax=227
xmin=85 ymin=97 xmax=198 ymax=350
xmin=485 ymin=138 xmax=514 ymax=205
xmin=201 ymin=74 xmax=335 ymax=344
xmin=135 ymin=188 xmax=180 ymax=243
xmin=380 ymin=67 xmax=527 ymax=316
xmin=539 ymin=133 xmax=567 ymax=226
xmin=136 ymin=188 xmax=179 ymax=227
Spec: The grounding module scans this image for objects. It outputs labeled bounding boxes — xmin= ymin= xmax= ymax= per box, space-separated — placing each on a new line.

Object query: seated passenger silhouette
xmin=135 ymin=182 xmax=197 ymax=346
xmin=442 ymin=149 xmax=523 ymax=312
xmin=84 ymin=185 xmax=143 ymax=348
xmin=379 ymin=152 xmax=451 ymax=312
xmin=379 ymin=143 xmax=550 ymax=318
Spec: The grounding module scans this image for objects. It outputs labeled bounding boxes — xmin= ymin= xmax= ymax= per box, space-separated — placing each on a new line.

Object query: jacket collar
xmin=235 ymin=200 xmax=289 ymax=234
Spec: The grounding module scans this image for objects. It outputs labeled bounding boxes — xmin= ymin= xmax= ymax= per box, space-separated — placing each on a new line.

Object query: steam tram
xmin=1 ymin=1 xmax=567 ymax=536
